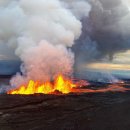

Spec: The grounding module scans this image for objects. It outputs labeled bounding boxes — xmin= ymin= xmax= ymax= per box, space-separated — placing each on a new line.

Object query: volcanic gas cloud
xmin=1 ymin=0 xmax=130 ymax=95
xmin=0 ymin=0 xmax=91 ymax=94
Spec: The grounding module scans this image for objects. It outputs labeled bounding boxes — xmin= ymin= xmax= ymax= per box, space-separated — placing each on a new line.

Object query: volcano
xmin=1 ymin=0 xmax=130 ymax=129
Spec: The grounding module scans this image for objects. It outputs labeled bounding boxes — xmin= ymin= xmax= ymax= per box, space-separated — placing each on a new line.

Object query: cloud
xmin=112 ymin=50 xmax=130 ymax=64
xmin=87 ymin=62 xmax=130 ymax=70
xmin=73 ymin=0 xmax=130 ymax=66
xmin=0 ymin=0 xmax=91 ymax=87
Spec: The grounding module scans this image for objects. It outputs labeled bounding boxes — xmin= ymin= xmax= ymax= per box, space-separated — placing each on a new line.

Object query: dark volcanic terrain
xmin=0 ymin=91 xmax=130 ymax=130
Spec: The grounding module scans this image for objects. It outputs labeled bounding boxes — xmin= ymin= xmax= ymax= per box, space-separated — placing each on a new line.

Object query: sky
xmin=86 ymin=50 xmax=130 ymax=70
xmin=1 ymin=43 xmax=130 ymax=77
xmin=83 ymin=50 xmax=130 ymax=79
xmin=0 ymin=43 xmax=18 ymax=60
xmin=0 ymin=0 xmax=130 ymax=78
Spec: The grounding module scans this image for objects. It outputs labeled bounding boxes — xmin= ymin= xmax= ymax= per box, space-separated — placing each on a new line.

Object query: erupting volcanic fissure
xmin=7 ymin=74 xmax=130 ymax=95
xmin=2 ymin=0 xmax=130 ymax=96
xmin=7 ymin=74 xmax=77 ymax=95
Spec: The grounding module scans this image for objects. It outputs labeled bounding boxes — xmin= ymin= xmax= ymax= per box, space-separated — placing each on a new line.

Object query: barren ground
xmin=0 ymin=91 xmax=130 ymax=130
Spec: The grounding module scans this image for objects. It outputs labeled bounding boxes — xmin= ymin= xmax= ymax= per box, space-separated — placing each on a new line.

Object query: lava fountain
xmin=7 ymin=74 xmax=129 ymax=95
xmin=7 ymin=74 xmax=79 ymax=95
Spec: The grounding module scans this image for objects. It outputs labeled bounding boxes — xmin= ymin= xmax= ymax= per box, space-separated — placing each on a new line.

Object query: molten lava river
xmin=7 ymin=74 xmax=130 ymax=95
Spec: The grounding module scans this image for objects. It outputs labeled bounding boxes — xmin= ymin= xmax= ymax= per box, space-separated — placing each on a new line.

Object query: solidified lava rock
xmin=1 ymin=92 xmax=130 ymax=130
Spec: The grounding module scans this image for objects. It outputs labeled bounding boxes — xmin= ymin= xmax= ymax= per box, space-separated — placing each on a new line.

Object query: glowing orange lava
xmin=7 ymin=75 xmax=77 ymax=95
xmin=7 ymin=75 xmax=128 ymax=95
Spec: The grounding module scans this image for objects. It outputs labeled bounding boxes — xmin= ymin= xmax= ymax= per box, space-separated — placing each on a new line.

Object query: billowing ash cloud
xmin=73 ymin=0 xmax=130 ymax=68
xmin=0 ymin=0 xmax=91 ymax=87
xmin=61 ymin=0 xmax=91 ymax=19
xmin=1 ymin=0 xmax=130 ymax=85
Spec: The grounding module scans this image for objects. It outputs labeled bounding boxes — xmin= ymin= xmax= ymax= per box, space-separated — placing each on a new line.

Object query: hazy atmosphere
xmin=0 ymin=0 xmax=130 ymax=81
xmin=1 ymin=1 xmax=130 ymax=130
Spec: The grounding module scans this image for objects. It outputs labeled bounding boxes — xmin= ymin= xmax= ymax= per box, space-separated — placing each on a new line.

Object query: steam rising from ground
xmin=1 ymin=0 xmax=130 ymax=88
xmin=0 ymin=0 xmax=90 ymax=87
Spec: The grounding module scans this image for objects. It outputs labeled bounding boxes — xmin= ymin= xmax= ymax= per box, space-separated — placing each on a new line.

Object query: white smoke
xmin=0 ymin=0 xmax=11 ymax=6
xmin=61 ymin=0 xmax=91 ymax=19
xmin=0 ymin=0 xmax=91 ymax=87
xmin=11 ymin=41 xmax=74 ymax=86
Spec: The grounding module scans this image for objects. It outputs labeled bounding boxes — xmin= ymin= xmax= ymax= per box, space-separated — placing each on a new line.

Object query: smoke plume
xmin=1 ymin=0 xmax=130 ymax=86
xmin=0 ymin=0 xmax=91 ymax=87
xmin=73 ymin=0 xmax=130 ymax=67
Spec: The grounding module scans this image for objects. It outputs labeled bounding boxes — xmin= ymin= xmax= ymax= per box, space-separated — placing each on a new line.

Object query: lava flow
xmin=7 ymin=74 xmax=129 ymax=95
xmin=7 ymin=75 xmax=78 ymax=95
